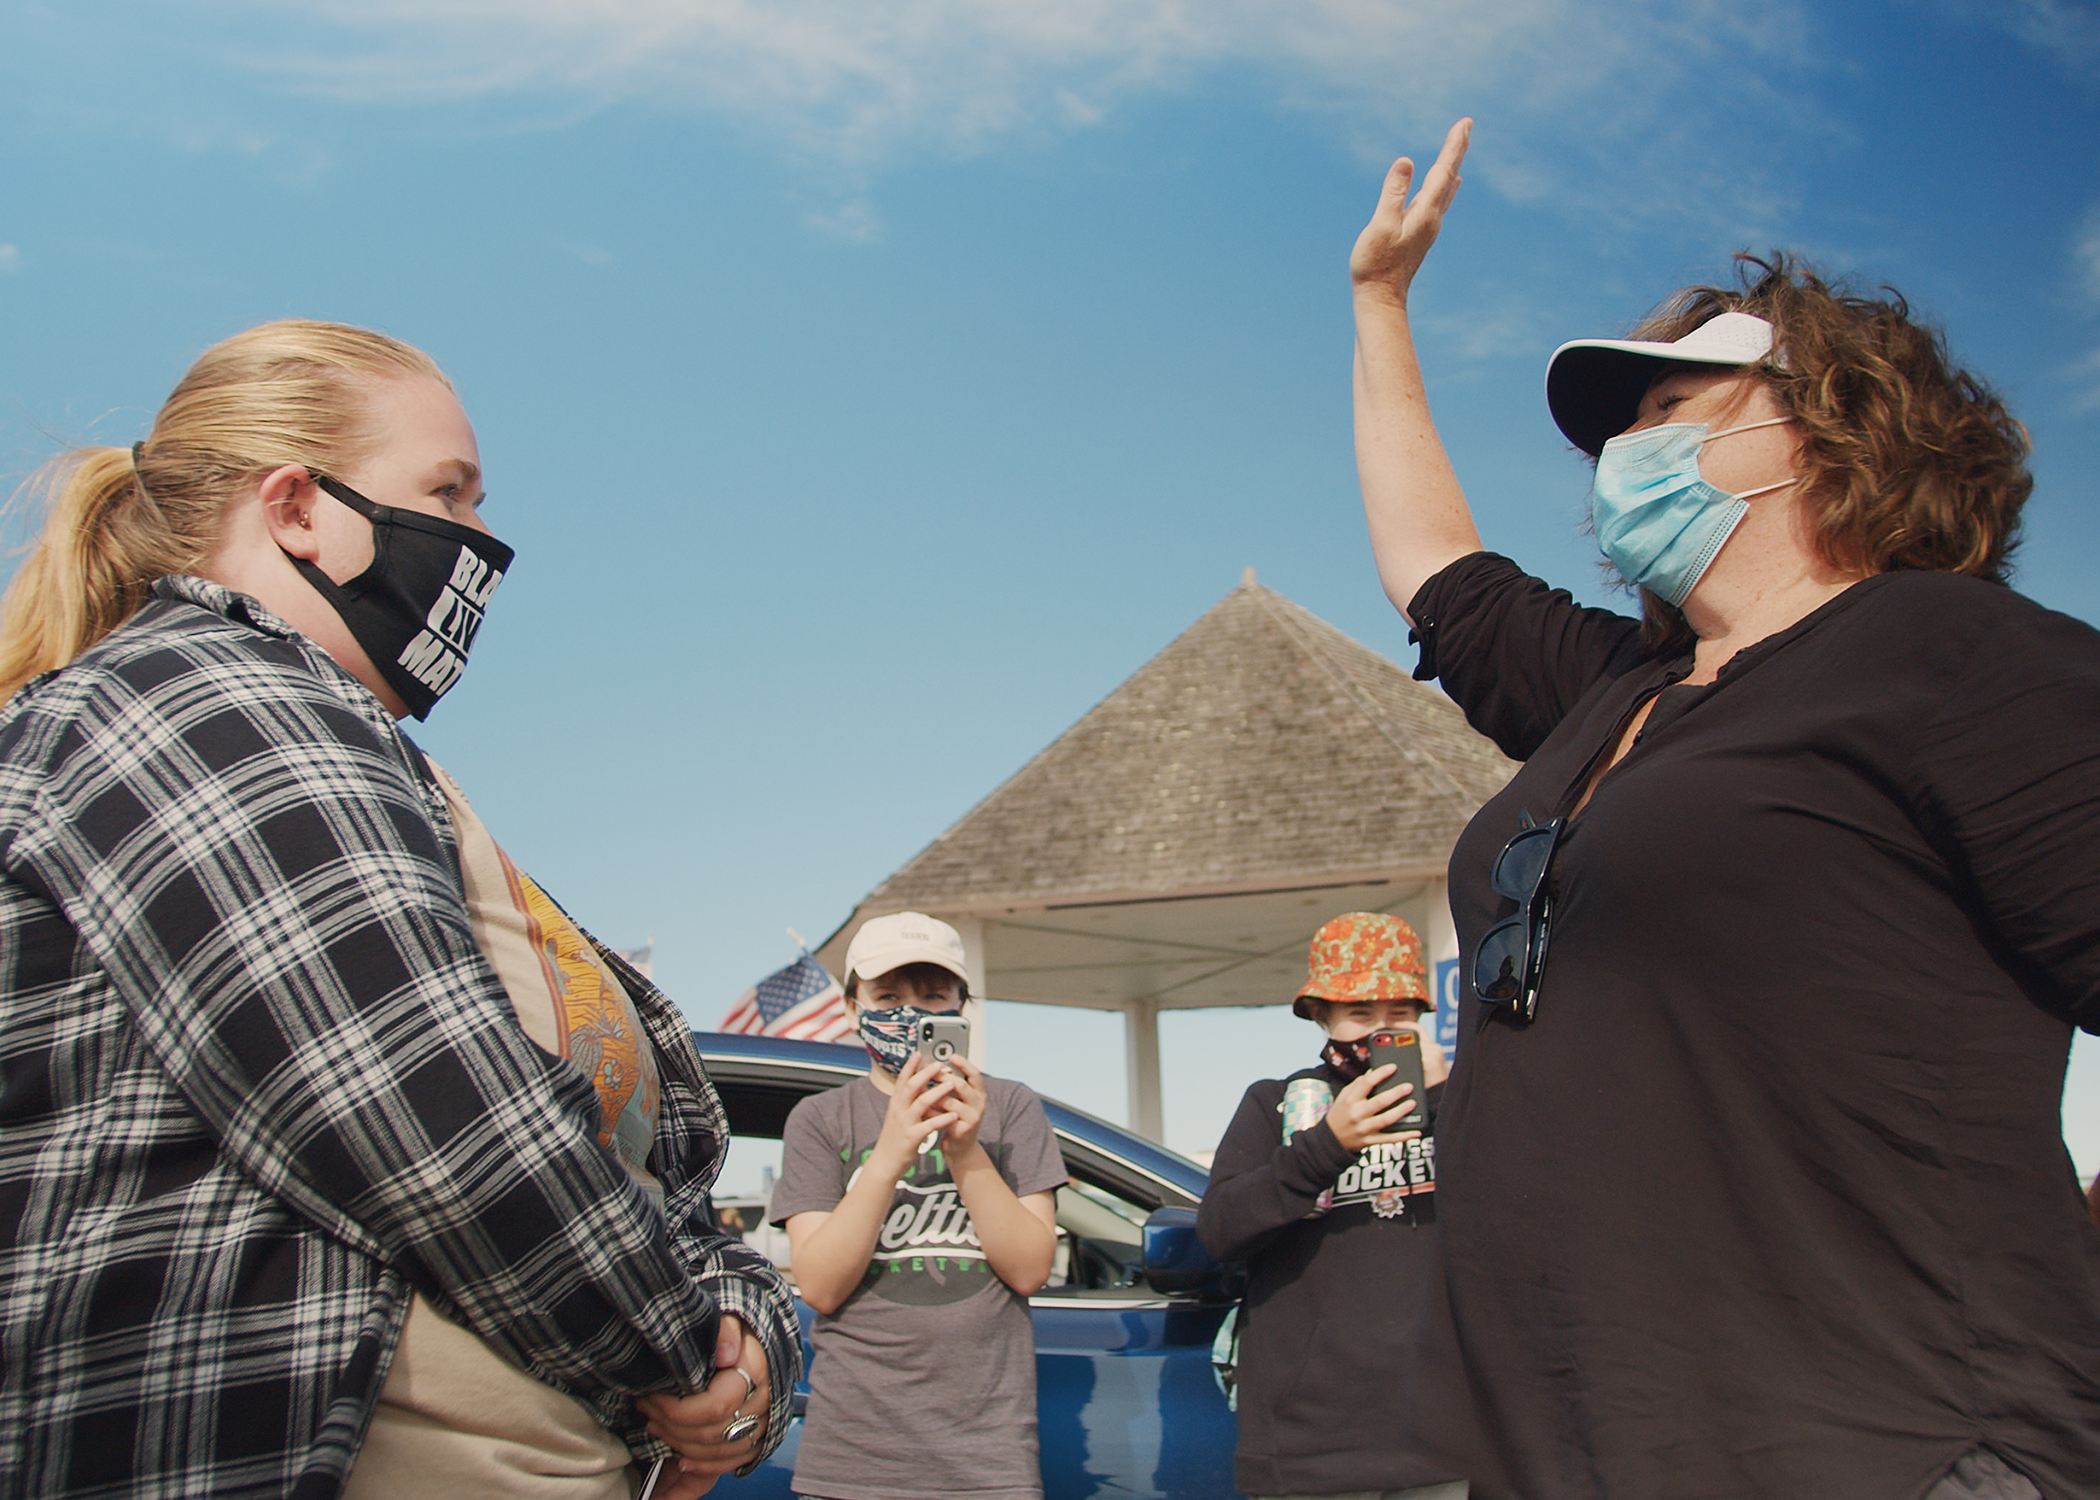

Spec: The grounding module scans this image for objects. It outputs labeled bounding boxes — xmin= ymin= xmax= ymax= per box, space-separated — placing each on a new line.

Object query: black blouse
xmin=1406 ymin=552 xmax=2100 ymax=1500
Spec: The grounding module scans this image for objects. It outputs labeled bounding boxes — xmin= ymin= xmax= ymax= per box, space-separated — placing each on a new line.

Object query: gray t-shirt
xmin=770 ymin=1075 xmax=1067 ymax=1500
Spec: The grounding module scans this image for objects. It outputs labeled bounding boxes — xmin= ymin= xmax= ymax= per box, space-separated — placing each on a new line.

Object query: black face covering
xmin=1321 ymin=1035 xmax=1372 ymax=1080
xmin=286 ymin=474 xmax=515 ymax=720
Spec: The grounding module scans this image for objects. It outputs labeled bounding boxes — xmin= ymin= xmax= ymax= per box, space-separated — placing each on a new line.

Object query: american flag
xmin=719 ymin=953 xmax=853 ymax=1042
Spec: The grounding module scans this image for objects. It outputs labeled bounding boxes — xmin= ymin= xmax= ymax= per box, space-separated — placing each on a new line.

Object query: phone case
xmin=1367 ymin=1030 xmax=1427 ymax=1129
xmin=915 ymin=1015 xmax=970 ymax=1066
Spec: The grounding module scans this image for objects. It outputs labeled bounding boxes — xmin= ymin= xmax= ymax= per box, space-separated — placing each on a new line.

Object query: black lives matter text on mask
xmin=396 ymin=545 xmax=504 ymax=697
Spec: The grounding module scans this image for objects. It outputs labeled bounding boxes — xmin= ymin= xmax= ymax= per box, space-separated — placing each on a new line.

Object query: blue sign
xmin=1434 ymin=957 xmax=1461 ymax=1056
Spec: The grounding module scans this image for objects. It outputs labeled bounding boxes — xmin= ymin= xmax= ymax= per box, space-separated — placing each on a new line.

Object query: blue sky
xmin=4 ymin=0 xmax=2097 ymax=1169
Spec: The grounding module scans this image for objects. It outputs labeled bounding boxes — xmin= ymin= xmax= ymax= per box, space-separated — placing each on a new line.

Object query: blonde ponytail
xmin=0 ymin=320 xmax=448 ymax=703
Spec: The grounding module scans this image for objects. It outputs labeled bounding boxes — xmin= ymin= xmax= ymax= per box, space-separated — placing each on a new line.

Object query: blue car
xmin=692 ymin=1031 xmax=1245 ymax=1500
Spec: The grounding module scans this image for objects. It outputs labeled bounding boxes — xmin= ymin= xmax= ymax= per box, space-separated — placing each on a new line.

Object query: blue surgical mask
xmin=856 ymin=1005 xmax=929 ymax=1074
xmin=1590 ymin=417 xmax=1795 ymax=607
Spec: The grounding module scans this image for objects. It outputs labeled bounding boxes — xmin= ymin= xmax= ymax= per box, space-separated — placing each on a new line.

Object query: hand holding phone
xmin=912 ymin=1016 xmax=970 ymax=1153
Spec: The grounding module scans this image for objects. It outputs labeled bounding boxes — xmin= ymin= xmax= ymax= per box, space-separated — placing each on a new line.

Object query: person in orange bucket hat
xmin=1196 ymin=913 xmax=1463 ymax=1500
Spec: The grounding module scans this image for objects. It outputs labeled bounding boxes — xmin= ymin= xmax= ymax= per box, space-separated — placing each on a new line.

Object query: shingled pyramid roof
xmin=862 ymin=576 xmax=1516 ymax=914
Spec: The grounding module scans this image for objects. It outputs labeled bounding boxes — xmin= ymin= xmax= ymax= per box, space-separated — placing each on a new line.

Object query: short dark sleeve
xmin=769 ymin=1087 xmax=853 ymax=1223
xmin=990 ymin=1080 xmax=1068 ymax=1199
xmin=1407 ymin=551 xmax=1649 ymax=761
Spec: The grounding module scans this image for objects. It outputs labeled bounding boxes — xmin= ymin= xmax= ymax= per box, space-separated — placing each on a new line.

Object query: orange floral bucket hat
xmin=1293 ymin=912 xmax=1430 ymax=1019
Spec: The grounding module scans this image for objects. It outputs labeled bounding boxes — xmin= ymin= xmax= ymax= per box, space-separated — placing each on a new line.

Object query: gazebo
xmin=817 ymin=571 xmax=1515 ymax=1141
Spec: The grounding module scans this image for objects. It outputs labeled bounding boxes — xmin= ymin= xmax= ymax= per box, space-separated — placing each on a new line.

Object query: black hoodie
xmin=1197 ymin=1064 xmax=1461 ymax=1496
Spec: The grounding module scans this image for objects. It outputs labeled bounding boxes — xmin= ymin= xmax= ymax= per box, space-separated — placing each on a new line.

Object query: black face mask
xmin=1321 ymin=1036 xmax=1372 ymax=1080
xmin=286 ymin=474 xmax=515 ymax=720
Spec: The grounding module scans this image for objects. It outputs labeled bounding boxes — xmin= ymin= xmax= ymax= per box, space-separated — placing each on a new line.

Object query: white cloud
xmin=1419 ymin=290 xmax=1555 ymax=362
xmin=803 ymin=197 xmax=884 ymax=244
xmin=1994 ymin=0 xmax=2100 ymax=77
xmin=2077 ymin=204 xmax=2100 ymax=307
xmin=2071 ymin=346 xmax=2100 ymax=414
xmin=1913 ymin=0 xmax=2100 ymax=76
xmin=0 ymin=244 xmax=19 ymax=273
xmin=215 ymin=0 xmax=1825 ymax=236
xmin=2072 ymin=207 xmax=2100 ymax=412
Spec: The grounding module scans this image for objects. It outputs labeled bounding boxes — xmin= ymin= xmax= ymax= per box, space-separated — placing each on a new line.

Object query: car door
xmin=1026 ymin=1148 xmax=1240 ymax=1500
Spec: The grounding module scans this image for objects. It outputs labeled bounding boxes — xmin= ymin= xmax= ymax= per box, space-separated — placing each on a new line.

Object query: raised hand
xmin=1349 ymin=118 xmax=1473 ymax=308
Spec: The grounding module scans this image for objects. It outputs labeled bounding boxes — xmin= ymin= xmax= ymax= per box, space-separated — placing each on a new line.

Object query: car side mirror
xmin=1141 ymin=1206 xmax=1244 ymax=1299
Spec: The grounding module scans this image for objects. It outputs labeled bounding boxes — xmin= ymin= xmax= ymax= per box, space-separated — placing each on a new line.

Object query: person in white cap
xmin=766 ymin=911 xmax=1066 ymax=1500
xmin=1343 ymin=122 xmax=2100 ymax=1500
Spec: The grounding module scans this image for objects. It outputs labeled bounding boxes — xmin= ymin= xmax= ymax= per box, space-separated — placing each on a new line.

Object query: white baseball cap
xmin=1545 ymin=311 xmax=1780 ymax=458
xmin=844 ymin=911 xmax=970 ymax=986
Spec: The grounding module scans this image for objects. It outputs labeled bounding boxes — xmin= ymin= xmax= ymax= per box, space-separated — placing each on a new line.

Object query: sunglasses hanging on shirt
xmin=1470 ymin=814 xmax=1564 ymax=1023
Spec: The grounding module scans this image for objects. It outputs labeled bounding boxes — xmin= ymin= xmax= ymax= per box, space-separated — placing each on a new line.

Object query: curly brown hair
xmin=1628 ymin=253 xmax=2031 ymax=647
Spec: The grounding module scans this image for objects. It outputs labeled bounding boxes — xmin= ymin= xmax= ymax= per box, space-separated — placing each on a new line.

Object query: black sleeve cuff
xmin=1282 ymin=1117 xmax=1356 ymax=1193
xmin=1406 ymin=551 xmax=1513 ymax=682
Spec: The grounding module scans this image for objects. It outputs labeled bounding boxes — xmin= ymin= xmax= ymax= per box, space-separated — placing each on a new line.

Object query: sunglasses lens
xmin=1491 ymin=822 xmax=1558 ymax=903
xmin=1473 ymin=914 xmax=1527 ymax=1002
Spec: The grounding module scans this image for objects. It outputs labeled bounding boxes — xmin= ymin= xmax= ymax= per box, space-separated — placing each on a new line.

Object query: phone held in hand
xmin=1367 ymin=1029 xmax=1427 ymax=1130
xmin=914 ymin=1015 xmax=969 ymax=1069
xmin=912 ymin=1016 xmax=971 ymax=1156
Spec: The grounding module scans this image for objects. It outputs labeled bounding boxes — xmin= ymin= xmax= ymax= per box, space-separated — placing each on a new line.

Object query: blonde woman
xmin=0 ymin=323 xmax=793 ymax=1499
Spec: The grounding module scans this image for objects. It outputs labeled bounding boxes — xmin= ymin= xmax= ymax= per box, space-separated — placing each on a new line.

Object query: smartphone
xmin=914 ymin=1014 xmax=970 ymax=1069
xmin=911 ymin=1015 xmax=970 ymax=1156
xmin=1366 ymin=1029 xmax=1427 ymax=1130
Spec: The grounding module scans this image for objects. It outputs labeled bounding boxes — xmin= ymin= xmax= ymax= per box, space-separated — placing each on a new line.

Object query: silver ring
xmin=722 ymin=1412 xmax=761 ymax=1444
xmin=729 ymin=1366 xmax=757 ymax=1406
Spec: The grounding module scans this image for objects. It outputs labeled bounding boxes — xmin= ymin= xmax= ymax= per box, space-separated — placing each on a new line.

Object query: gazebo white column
xmin=1124 ymin=998 xmax=1163 ymax=1142
xmin=950 ymin=914 xmax=990 ymax=1066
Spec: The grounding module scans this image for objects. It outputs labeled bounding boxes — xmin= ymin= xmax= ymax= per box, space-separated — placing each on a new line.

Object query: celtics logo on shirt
xmin=845 ymin=1143 xmax=1010 ymax=1306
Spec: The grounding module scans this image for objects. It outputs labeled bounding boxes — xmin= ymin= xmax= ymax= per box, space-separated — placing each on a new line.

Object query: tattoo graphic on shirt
xmin=843 ymin=1143 xmax=1012 ymax=1307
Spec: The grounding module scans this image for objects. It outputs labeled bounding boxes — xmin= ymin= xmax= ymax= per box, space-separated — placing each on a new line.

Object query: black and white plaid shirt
xmin=0 ymin=577 xmax=795 ymax=1497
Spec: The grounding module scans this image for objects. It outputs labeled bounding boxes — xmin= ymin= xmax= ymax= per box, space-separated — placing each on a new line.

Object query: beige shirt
xmin=346 ymin=764 xmax=663 ymax=1499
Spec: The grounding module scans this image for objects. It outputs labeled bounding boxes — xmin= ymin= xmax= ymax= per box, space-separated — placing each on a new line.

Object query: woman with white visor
xmin=1350 ymin=120 xmax=2100 ymax=1500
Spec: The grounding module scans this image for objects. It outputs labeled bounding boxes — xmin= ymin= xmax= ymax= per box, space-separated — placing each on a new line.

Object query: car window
xmin=1047 ymin=1175 xmax=1154 ymax=1295
xmin=712 ymin=1132 xmax=795 ymax=1271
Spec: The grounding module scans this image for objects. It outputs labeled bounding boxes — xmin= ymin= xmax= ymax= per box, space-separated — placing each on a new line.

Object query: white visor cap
xmin=844 ymin=910 xmax=971 ymax=987
xmin=1545 ymin=311 xmax=1779 ymax=457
